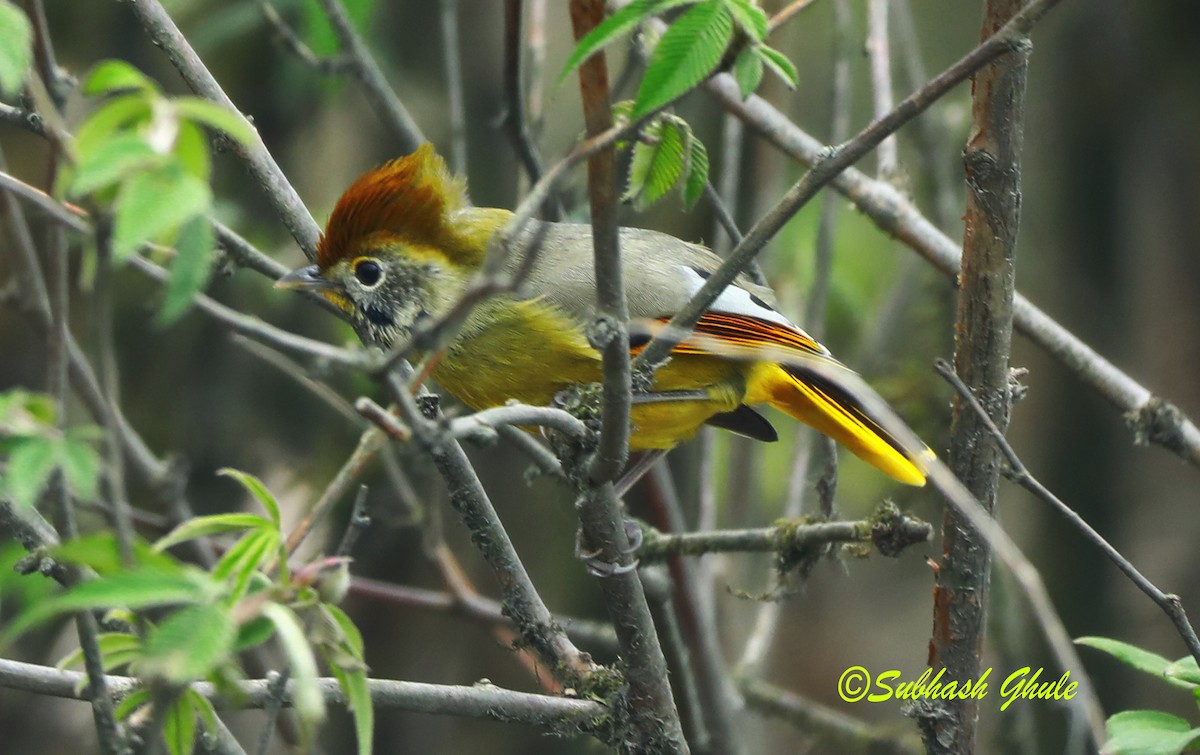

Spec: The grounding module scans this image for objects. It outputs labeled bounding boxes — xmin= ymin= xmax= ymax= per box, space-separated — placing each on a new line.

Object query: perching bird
xmin=278 ymin=144 xmax=932 ymax=486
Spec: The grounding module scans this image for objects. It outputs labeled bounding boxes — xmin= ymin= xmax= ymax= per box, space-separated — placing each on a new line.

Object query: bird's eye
xmin=353 ymin=258 xmax=383 ymax=288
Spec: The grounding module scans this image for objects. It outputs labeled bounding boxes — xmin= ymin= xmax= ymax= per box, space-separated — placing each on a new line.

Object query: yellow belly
xmin=431 ymin=297 xmax=747 ymax=449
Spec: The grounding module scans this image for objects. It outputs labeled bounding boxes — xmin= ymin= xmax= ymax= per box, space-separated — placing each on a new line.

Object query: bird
xmin=277 ymin=144 xmax=932 ymax=486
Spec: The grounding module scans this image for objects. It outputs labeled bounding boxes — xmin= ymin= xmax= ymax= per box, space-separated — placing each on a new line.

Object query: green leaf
xmin=1167 ymin=657 xmax=1200 ymax=686
xmin=59 ymin=437 xmax=101 ymax=501
xmin=84 ymin=60 xmax=158 ymax=96
xmin=233 ymin=615 xmax=276 ymax=652
xmin=139 ymin=603 xmax=235 ymax=683
xmin=558 ymin=0 xmax=699 ymax=85
xmin=4 ymin=436 xmax=59 ymax=510
xmin=1104 ymin=710 xmax=1200 ymax=755
xmin=0 ymin=1 xmax=33 ymax=97
xmin=157 ymin=216 xmax=214 ymax=325
xmin=114 ymin=689 xmax=153 ymax=721
xmin=185 ymin=689 xmax=219 ymax=749
xmin=75 ymin=94 xmax=153 ymax=160
xmin=756 ymin=44 xmax=798 ymax=89
xmin=726 ymin=0 xmax=768 ymax=40
xmin=217 ymin=468 xmax=281 ymax=528
xmin=154 ymin=512 xmax=271 ymax=553
xmin=327 ymin=653 xmax=373 ymax=755
xmin=212 ymin=528 xmax=279 ymax=604
xmin=262 ymin=602 xmax=325 ymax=725
xmin=162 ymin=690 xmax=197 ymax=755
xmin=173 ymin=97 xmax=255 ymax=148
xmin=681 ymin=132 xmax=709 ymax=209
xmin=632 ymin=0 xmax=734 ymax=119
xmin=1077 ymin=637 xmax=1194 ymax=689
xmin=112 ymin=163 xmax=211 ymax=259
xmin=322 ymin=604 xmax=364 ymax=659
xmin=57 ymin=631 xmax=141 ymax=673
xmin=1 ymin=568 xmax=211 ymax=645
xmin=172 ymin=121 xmax=210 ymax=182
xmin=731 ymin=45 xmax=763 ymax=99
xmin=624 ymin=119 xmax=687 ymax=210
xmin=53 ymin=532 xmax=182 ymax=576
xmin=70 ymin=133 xmax=165 ymax=198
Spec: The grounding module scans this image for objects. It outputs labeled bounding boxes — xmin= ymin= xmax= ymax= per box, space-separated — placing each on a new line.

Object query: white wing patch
xmin=679 ymin=265 xmax=795 ymax=328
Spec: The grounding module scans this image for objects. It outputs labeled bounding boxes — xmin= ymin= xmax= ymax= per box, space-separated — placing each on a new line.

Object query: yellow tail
xmin=752 ymin=363 xmax=930 ymax=486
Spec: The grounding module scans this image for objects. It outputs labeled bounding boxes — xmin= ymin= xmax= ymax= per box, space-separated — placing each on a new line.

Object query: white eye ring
xmin=353 ymin=258 xmax=384 ymax=289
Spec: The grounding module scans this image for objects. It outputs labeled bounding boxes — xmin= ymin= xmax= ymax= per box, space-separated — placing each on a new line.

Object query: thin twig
xmin=634 ymin=0 xmax=1066 ymax=375
xmin=704 ymin=44 xmax=1200 ymax=469
xmin=440 ymin=0 xmax=467 ymax=173
xmin=314 ymin=0 xmax=425 ymax=153
xmin=258 ymin=1 xmax=352 ymax=74
xmin=644 ymin=465 xmax=744 ymax=755
xmin=126 ymin=0 xmax=322 ymax=257
xmin=638 ymin=508 xmax=931 ymax=561
xmin=0 ymin=102 xmax=46 ymax=137
xmin=741 ymin=677 xmax=922 ymax=755
xmin=936 ymin=359 xmax=1200 ymax=669
xmin=766 ymin=0 xmax=820 ymax=35
xmin=503 ymin=0 xmax=557 ymax=218
xmin=866 ymin=0 xmax=898 ymax=178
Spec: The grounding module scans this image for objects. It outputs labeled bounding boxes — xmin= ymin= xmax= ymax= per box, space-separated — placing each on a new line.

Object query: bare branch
xmin=936 ymin=359 xmax=1200 ymax=670
xmin=0 ymin=658 xmax=605 ymax=729
xmin=126 ymin=0 xmax=322 ymax=257
xmin=313 ymin=0 xmax=425 ymax=153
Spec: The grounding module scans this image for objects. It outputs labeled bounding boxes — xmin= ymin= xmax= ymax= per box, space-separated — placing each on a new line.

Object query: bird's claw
xmin=575 ymin=525 xmax=641 ymax=577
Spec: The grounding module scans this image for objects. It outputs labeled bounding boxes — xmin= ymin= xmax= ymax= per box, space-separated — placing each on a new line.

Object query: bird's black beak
xmin=275 ymin=264 xmax=334 ymax=291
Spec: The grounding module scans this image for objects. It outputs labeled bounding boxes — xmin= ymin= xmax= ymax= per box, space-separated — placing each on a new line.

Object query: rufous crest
xmin=316 ymin=143 xmax=468 ymax=270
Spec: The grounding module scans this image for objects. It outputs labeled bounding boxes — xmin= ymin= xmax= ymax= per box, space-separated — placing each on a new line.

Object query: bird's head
xmin=277 ymin=144 xmax=486 ymax=348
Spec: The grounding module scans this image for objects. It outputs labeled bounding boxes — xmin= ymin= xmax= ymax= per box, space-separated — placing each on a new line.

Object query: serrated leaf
xmin=214 ymin=528 xmax=279 ymax=604
xmin=558 ymin=0 xmax=699 ymax=85
xmin=4 ymin=436 xmax=59 ymax=510
xmin=157 ymin=216 xmax=214 ymax=326
xmin=59 ymin=437 xmax=101 ymax=501
xmin=1104 ymin=710 xmax=1200 ymax=755
xmin=75 ymin=94 xmax=153 ymax=159
xmin=632 ymin=0 xmax=734 ymax=119
xmin=757 ymin=44 xmax=798 ymax=89
xmin=154 ymin=512 xmax=271 ymax=554
xmin=1 ymin=568 xmax=211 ymax=645
xmin=83 ymin=60 xmax=158 ymax=96
xmin=172 ymin=120 xmax=210 ymax=182
xmin=139 ymin=603 xmax=235 ymax=683
xmin=217 ymin=468 xmax=281 ymax=528
xmin=173 ymin=97 xmax=255 ymax=148
xmin=162 ymin=689 xmax=197 ymax=755
xmin=70 ymin=133 xmax=164 ymax=198
xmin=732 ymin=45 xmax=763 ymax=99
xmin=327 ymin=653 xmax=373 ymax=755
xmin=112 ymin=163 xmax=211 ymax=259
xmin=726 ymin=0 xmax=768 ymax=40
xmin=262 ymin=602 xmax=325 ymax=725
xmin=0 ymin=1 xmax=33 ymax=97
xmin=625 ymin=119 xmax=687 ymax=210
xmin=682 ymin=133 xmax=709 ymax=209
